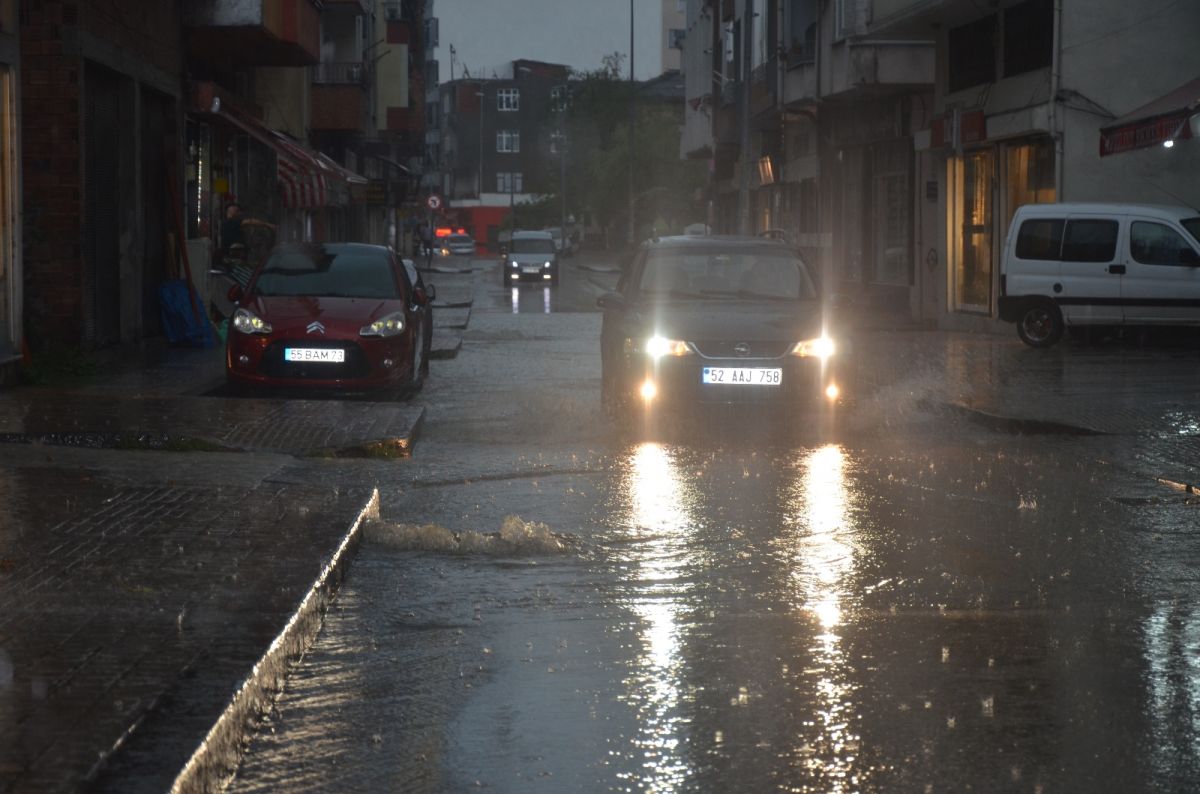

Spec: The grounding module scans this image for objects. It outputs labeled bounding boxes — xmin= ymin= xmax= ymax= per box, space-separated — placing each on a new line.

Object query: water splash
xmin=365 ymin=515 xmax=567 ymax=555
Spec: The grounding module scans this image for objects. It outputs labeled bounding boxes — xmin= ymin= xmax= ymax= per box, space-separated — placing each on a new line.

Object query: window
xmin=787 ymin=0 xmax=817 ymax=63
xmin=497 ymin=88 xmax=519 ymax=111
xmin=1015 ymin=219 xmax=1064 ymax=260
xmin=551 ymin=85 xmax=568 ymax=113
xmin=496 ymin=130 xmax=520 ymax=153
xmin=1003 ymin=0 xmax=1052 ymax=77
xmin=425 ymin=59 xmax=439 ymax=85
xmin=947 ymin=15 xmax=996 ymax=93
xmin=424 ymin=17 xmax=439 ymax=47
xmin=1061 ymin=220 xmax=1118 ymax=263
xmin=1131 ymin=222 xmax=1200 ymax=267
xmin=497 ymin=172 xmax=523 ymax=192
xmin=1004 ymin=139 xmax=1056 ymax=233
xmin=669 ymin=29 xmax=685 ymax=50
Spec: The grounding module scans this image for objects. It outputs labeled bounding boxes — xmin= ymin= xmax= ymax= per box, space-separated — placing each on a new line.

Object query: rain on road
xmin=228 ymin=255 xmax=1200 ymax=792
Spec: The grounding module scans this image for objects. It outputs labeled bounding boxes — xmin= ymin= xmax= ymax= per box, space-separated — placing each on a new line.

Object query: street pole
xmin=478 ymin=85 xmax=485 ymax=200
xmin=558 ymin=86 xmax=566 ymax=250
xmin=628 ymin=0 xmax=635 ymax=244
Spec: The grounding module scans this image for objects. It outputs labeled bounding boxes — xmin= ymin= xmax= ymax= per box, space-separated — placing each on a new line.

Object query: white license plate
xmin=702 ymin=367 xmax=782 ymax=386
xmin=522 ymin=267 xmax=542 ymax=274
xmin=285 ymin=347 xmax=345 ymax=363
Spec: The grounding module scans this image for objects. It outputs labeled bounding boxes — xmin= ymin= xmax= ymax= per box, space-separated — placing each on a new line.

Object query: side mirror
xmin=426 ymin=282 xmax=437 ymax=301
xmin=227 ymin=284 xmax=243 ymax=304
xmin=597 ymin=292 xmax=626 ymax=311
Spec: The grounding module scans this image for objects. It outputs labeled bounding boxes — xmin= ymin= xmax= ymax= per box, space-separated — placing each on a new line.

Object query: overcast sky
xmin=428 ymin=0 xmax=669 ymax=81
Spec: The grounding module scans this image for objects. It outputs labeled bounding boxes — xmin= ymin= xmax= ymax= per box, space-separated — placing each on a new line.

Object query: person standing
xmin=220 ymin=202 xmax=275 ymax=265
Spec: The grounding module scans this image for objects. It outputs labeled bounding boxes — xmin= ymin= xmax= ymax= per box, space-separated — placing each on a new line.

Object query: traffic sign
xmin=425 ymin=194 xmax=442 ymax=210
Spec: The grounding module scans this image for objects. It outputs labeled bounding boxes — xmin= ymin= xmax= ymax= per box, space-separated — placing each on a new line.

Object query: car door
xmin=1057 ymin=214 xmax=1124 ymax=325
xmin=1121 ymin=216 xmax=1200 ymax=325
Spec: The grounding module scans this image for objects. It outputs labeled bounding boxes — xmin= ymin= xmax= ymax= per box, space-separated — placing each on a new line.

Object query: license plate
xmin=522 ymin=266 xmax=541 ymax=274
xmin=702 ymin=367 xmax=782 ymax=386
xmin=285 ymin=347 xmax=345 ymax=363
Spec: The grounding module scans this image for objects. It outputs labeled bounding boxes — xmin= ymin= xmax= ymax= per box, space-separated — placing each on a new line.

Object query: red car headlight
xmin=360 ymin=311 xmax=406 ymax=338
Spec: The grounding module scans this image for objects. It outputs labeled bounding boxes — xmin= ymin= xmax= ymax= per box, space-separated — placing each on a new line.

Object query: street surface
xmin=226 ymin=251 xmax=1200 ymax=792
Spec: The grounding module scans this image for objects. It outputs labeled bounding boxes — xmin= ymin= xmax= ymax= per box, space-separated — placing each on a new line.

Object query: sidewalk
xmin=0 ymin=324 xmax=438 ymax=792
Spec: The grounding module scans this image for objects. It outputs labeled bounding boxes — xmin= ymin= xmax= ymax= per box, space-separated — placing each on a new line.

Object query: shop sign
xmin=930 ymin=109 xmax=987 ymax=149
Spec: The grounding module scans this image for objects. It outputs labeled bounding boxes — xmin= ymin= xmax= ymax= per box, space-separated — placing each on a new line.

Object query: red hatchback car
xmin=226 ymin=242 xmax=433 ymax=396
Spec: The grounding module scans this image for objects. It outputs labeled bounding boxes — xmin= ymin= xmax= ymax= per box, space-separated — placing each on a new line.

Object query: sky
xmin=428 ymin=0 xmax=670 ymax=82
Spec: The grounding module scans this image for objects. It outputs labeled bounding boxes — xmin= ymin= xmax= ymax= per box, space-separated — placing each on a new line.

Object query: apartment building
xmin=683 ymin=0 xmax=1200 ymax=330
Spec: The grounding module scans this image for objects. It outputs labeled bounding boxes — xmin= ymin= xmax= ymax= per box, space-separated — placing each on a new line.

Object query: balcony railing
xmin=311 ymin=61 xmax=366 ymax=86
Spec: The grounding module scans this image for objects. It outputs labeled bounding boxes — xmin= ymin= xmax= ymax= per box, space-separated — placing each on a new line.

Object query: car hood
xmin=247 ymin=295 xmax=402 ymax=335
xmin=631 ymin=299 xmax=828 ymax=341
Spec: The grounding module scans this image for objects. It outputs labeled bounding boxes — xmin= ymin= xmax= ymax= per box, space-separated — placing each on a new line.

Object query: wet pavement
xmin=3 ymin=248 xmax=1200 ymax=792
xmin=229 ymin=253 xmax=1200 ymax=792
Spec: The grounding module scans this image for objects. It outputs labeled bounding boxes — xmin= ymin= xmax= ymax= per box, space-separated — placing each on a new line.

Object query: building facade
xmin=684 ymin=0 xmax=1200 ymax=331
xmin=0 ymin=0 xmax=18 ymax=380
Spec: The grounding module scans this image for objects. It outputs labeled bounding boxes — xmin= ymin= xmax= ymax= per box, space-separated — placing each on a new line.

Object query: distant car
xmin=598 ymin=235 xmax=846 ymax=420
xmin=438 ymin=233 xmax=477 ymax=257
xmin=226 ymin=242 xmax=432 ymax=396
xmin=543 ymin=227 xmax=574 ymax=257
xmin=502 ymin=230 xmax=559 ymax=285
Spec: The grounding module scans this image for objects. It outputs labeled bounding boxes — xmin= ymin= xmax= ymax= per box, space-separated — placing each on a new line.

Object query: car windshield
xmin=636 ymin=249 xmax=818 ymax=300
xmin=512 ymin=238 xmax=556 ymax=254
xmin=252 ymin=246 xmax=399 ymax=299
xmin=1182 ymin=217 xmax=1200 ymax=243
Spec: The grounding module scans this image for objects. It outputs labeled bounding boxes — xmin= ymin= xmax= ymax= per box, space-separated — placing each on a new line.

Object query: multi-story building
xmin=684 ymin=0 xmax=1200 ymax=330
xmin=430 ymin=60 xmax=570 ymax=251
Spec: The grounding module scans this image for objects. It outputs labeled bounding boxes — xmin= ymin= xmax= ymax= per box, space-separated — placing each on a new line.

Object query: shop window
xmin=954 ymin=149 xmax=994 ymax=311
xmin=948 ymin=15 xmax=996 ymax=93
xmin=1004 ymin=138 xmax=1055 ymax=232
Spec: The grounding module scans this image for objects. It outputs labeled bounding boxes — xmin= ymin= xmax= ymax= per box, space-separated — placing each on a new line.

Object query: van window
xmin=1061 ymin=219 xmax=1118 ymax=263
xmin=1182 ymin=217 xmax=1200 ymax=242
xmin=1130 ymin=222 xmax=1199 ymax=267
xmin=1015 ymin=218 xmax=1063 ymax=260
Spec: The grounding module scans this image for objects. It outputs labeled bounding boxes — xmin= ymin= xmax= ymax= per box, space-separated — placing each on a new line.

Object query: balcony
xmin=312 ymin=61 xmax=367 ymax=86
xmin=825 ymin=40 xmax=934 ymax=99
xmin=185 ymin=0 xmax=320 ymax=67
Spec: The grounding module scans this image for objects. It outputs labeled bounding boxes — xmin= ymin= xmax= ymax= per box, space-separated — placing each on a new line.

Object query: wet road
xmin=229 ymin=253 xmax=1200 ymax=792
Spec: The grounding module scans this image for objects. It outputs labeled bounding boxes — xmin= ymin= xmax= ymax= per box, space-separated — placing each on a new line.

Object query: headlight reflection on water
xmin=618 ymin=442 xmax=692 ymax=791
xmin=791 ymin=444 xmax=862 ymax=789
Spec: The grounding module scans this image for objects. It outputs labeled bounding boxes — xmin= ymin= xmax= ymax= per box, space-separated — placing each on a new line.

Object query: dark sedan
xmin=226 ymin=242 xmax=432 ymax=396
xmin=599 ymin=235 xmax=846 ymax=423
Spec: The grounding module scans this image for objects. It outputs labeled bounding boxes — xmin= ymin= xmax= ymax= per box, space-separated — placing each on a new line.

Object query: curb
xmin=168 ymin=488 xmax=381 ymax=793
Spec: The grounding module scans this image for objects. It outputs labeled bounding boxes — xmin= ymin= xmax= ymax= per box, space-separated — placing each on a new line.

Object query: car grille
xmin=691 ymin=340 xmax=793 ymax=359
xmin=259 ymin=340 xmax=371 ymax=380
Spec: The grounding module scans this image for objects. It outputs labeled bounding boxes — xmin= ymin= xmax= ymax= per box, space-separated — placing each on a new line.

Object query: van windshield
xmin=1182 ymin=218 xmax=1200 ymax=244
xmin=512 ymin=238 xmax=556 ymax=254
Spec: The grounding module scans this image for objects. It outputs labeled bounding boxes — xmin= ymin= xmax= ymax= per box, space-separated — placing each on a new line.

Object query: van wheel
xmin=1017 ymin=302 xmax=1064 ymax=348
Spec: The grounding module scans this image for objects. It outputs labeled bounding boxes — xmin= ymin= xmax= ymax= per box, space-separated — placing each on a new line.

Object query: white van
xmin=999 ymin=203 xmax=1200 ymax=347
xmin=502 ymin=230 xmax=559 ymax=285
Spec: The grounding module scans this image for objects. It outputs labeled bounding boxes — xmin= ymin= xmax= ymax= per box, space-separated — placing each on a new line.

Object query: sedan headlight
xmin=791 ymin=336 xmax=836 ymax=360
xmin=232 ymin=307 xmax=272 ymax=335
xmin=644 ymin=335 xmax=692 ymax=359
xmin=544 ymin=261 xmax=552 ymax=268
xmin=360 ymin=311 xmax=406 ymax=338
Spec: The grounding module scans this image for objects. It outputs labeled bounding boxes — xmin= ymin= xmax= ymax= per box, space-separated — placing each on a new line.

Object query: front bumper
xmin=614 ymin=353 xmax=845 ymax=412
xmin=226 ymin=335 xmax=409 ymax=392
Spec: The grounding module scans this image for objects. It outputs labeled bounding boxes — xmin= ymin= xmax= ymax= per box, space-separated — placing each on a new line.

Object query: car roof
xmin=1012 ymin=203 xmax=1200 ymax=221
xmin=512 ymin=230 xmax=553 ymax=239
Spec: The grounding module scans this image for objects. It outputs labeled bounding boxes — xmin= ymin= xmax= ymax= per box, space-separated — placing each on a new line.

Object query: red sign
xmin=1100 ymin=112 xmax=1192 ymax=156
xmin=930 ymin=110 xmax=987 ymax=149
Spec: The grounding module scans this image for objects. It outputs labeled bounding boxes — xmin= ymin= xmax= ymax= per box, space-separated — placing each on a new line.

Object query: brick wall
xmin=20 ymin=0 xmax=183 ymax=348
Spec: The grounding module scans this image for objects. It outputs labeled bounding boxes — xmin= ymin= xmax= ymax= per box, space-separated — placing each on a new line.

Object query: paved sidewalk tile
xmin=0 ymin=463 xmax=375 ymax=793
xmin=0 ymin=392 xmax=423 ymax=457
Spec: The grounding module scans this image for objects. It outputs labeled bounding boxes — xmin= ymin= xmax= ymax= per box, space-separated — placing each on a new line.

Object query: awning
xmin=190 ymin=83 xmax=367 ymax=208
xmin=1099 ymin=77 xmax=1200 ymax=157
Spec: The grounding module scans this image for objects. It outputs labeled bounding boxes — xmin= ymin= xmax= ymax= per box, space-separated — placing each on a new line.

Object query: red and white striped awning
xmin=202 ymin=99 xmax=360 ymax=209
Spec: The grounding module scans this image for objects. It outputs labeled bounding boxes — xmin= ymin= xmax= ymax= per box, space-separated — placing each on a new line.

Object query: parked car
xmin=225 ymin=242 xmax=432 ymax=396
xmin=400 ymin=256 xmax=435 ymax=379
xmin=502 ymin=230 xmax=559 ymax=285
xmin=999 ymin=203 xmax=1200 ymax=347
xmin=438 ymin=233 xmax=477 ymax=257
xmin=598 ymin=235 xmax=846 ymax=420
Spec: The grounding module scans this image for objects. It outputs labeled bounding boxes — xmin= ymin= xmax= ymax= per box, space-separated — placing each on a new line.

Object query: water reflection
xmin=789 ymin=444 xmax=861 ymax=789
xmin=510 ymin=285 xmax=553 ymax=314
xmin=620 ymin=442 xmax=692 ymax=790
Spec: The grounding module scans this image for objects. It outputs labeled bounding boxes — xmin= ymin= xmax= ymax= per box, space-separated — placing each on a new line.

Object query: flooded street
xmin=229 ymin=260 xmax=1200 ymax=792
